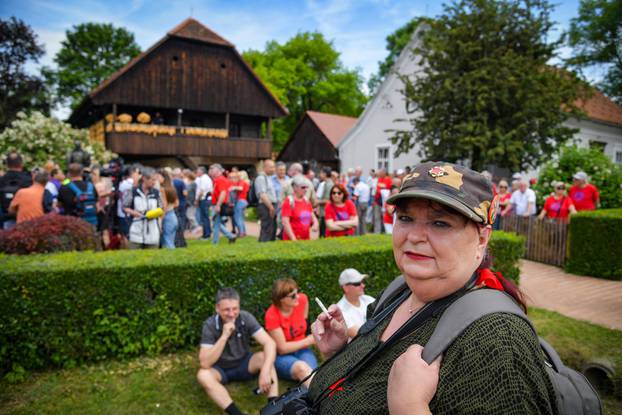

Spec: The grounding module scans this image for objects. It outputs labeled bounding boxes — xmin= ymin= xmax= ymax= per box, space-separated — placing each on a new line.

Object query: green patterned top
xmin=308 ymin=296 xmax=557 ymax=414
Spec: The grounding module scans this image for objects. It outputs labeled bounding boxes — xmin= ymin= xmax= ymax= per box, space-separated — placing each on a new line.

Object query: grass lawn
xmin=1 ymin=307 xmax=621 ymax=414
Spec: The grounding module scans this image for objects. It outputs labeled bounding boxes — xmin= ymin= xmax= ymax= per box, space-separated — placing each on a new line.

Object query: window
xmin=376 ymin=145 xmax=391 ymax=171
xmin=589 ymin=140 xmax=607 ymax=152
xmin=616 ymin=151 xmax=622 ymax=165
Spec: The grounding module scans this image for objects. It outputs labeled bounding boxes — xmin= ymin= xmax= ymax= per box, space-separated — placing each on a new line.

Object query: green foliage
xmin=45 ymin=22 xmax=141 ymax=109
xmin=367 ymin=16 xmax=434 ymax=94
xmin=566 ymin=0 xmax=622 ymax=104
xmin=566 ymin=209 xmax=622 ymax=280
xmin=0 ymin=111 xmax=114 ymax=170
xmin=488 ymin=231 xmax=525 ymax=284
xmin=243 ymin=32 xmax=367 ymax=151
xmin=0 ymin=17 xmax=50 ymax=130
xmin=389 ymin=0 xmax=587 ymax=172
xmin=534 ymin=145 xmax=622 ymax=209
xmin=0 ymin=233 xmax=521 ymax=377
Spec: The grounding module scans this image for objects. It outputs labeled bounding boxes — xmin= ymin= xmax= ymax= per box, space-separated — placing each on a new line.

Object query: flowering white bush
xmin=0 ymin=112 xmax=114 ymax=170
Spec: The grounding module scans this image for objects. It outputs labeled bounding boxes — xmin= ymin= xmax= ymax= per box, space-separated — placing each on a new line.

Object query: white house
xmin=338 ymin=27 xmax=622 ymax=176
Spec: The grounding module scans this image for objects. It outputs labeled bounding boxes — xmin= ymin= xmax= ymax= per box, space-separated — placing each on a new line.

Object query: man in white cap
xmin=336 ymin=268 xmax=376 ymax=338
xmin=569 ymin=171 xmax=600 ymax=211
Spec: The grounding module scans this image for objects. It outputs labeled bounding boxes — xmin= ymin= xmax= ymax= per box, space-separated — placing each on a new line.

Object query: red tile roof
xmin=306 ymin=111 xmax=358 ymax=146
xmin=575 ymin=89 xmax=622 ymax=127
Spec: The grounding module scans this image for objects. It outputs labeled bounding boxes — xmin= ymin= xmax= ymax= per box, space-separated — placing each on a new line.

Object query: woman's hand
xmin=311 ymin=304 xmax=348 ymax=357
xmin=387 ymin=345 xmax=441 ymax=415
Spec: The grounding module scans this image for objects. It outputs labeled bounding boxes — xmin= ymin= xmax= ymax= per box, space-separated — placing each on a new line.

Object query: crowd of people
xmin=197 ymin=267 xmax=374 ymax=415
xmin=0 ymin=148 xmax=602 ymax=252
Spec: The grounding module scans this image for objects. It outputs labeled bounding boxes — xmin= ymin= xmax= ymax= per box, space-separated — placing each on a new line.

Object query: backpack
xmin=372 ymin=276 xmax=602 ymax=415
xmin=247 ymin=176 xmax=263 ymax=207
xmin=0 ymin=172 xmax=31 ymax=213
xmin=68 ymin=181 xmax=98 ymax=226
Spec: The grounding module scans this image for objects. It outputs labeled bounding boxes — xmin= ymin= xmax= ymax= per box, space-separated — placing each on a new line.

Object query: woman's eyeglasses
xmin=556 ymin=186 xmax=565 ymax=190
xmin=331 ymin=191 xmax=343 ymax=195
xmin=285 ymin=291 xmax=299 ymax=300
xmin=346 ymin=282 xmax=363 ymax=287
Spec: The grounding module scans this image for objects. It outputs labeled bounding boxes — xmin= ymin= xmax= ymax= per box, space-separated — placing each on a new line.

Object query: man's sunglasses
xmin=346 ymin=281 xmax=364 ymax=287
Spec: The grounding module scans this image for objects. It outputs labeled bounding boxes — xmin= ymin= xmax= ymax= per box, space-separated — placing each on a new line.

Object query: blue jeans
xmin=274 ymin=348 xmax=318 ymax=380
xmin=233 ymin=199 xmax=248 ymax=235
xmin=212 ymin=211 xmax=235 ymax=244
xmin=161 ymin=210 xmax=178 ymax=249
xmin=198 ymin=199 xmax=211 ymax=238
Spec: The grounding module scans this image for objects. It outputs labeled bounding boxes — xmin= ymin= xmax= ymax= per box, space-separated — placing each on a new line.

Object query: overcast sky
xmin=1 ymin=0 xmax=590 ymax=118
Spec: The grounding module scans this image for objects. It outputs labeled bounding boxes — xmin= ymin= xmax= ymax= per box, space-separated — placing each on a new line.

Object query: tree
xmin=0 ymin=17 xmax=50 ymax=130
xmin=0 ymin=111 xmax=114 ymax=170
xmin=243 ymin=32 xmax=367 ymax=151
xmin=46 ymin=23 xmax=141 ymax=109
xmin=367 ymin=17 xmax=433 ymax=94
xmin=534 ymin=145 xmax=622 ymax=209
xmin=566 ymin=0 xmax=622 ymax=104
xmin=389 ymin=0 xmax=587 ymax=172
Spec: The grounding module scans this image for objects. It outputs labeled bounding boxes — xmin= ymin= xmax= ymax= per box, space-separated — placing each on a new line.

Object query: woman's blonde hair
xmin=271 ymin=278 xmax=298 ymax=306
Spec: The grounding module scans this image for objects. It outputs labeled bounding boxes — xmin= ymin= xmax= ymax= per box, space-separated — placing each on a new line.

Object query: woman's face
xmin=279 ymin=289 xmax=300 ymax=309
xmin=293 ymin=184 xmax=307 ymax=198
xmin=330 ymin=187 xmax=344 ymax=203
xmin=392 ymin=199 xmax=491 ymax=302
xmin=229 ymin=173 xmax=239 ymax=183
xmin=555 ymin=184 xmax=565 ymax=196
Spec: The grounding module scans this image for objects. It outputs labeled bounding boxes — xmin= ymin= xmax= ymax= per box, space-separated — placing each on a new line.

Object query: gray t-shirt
xmin=200 ymin=310 xmax=262 ymax=368
xmin=254 ymin=173 xmax=278 ymax=204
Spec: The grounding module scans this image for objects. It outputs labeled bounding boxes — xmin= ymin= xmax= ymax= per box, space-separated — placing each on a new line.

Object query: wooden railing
xmin=500 ymin=215 xmax=568 ymax=267
xmin=106 ymin=131 xmax=271 ymax=159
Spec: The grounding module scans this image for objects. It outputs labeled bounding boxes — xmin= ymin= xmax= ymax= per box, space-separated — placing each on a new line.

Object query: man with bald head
xmin=255 ymin=159 xmax=278 ymax=242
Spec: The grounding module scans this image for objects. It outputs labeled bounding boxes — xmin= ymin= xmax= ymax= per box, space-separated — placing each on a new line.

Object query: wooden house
xmin=277 ymin=111 xmax=357 ymax=171
xmin=69 ymin=18 xmax=288 ymax=168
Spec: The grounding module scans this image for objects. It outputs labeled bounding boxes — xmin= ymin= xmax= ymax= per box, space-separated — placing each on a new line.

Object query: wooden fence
xmin=500 ymin=215 xmax=568 ymax=267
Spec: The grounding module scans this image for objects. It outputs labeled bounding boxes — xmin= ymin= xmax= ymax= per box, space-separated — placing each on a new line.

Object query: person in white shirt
xmin=506 ymin=180 xmax=536 ymax=216
xmin=195 ymin=166 xmax=213 ymax=239
xmin=336 ymin=268 xmax=376 ymax=338
xmin=352 ymin=176 xmax=370 ymax=235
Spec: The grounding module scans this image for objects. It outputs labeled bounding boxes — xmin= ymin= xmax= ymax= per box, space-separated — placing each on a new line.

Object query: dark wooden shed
xmin=69 ymin=18 xmax=288 ymax=168
xmin=278 ymin=111 xmax=357 ymax=171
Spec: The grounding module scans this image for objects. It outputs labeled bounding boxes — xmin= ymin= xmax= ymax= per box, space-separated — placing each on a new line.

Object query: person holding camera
xmin=198 ymin=288 xmax=278 ymax=415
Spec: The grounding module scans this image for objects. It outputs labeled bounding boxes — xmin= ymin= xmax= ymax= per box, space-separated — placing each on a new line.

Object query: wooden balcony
xmin=105 ymin=131 xmax=272 ymax=160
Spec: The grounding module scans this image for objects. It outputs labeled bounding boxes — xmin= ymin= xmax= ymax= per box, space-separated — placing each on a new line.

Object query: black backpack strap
xmin=371 ymin=275 xmax=407 ymax=317
xmin=421 ymin=289 xmax=533 ymax=364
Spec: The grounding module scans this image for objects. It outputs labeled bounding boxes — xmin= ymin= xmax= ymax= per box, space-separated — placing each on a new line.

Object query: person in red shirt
xmin=264 ymin=278 xmax=317 ymax=385
xmin=210 ymin=164 xmax=236 ymax=244
xmin=383 ymin=186 xmax=400 ymax=234
xmin=325 ymin=183 xmax=358 ymax=237
xmin=228 ymin=171 xmax=250 ymax=237
xmin=569 ymin=171 xmax=600 ymax=211
xmin=281 ymin=175 xmax=318 ymax=241
xmin=538 ymin=182 xmax=577 ymax=221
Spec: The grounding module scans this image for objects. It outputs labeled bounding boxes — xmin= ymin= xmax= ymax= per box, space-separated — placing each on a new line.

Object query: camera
xmin=260 ymin=386 xmax=314 ymax=415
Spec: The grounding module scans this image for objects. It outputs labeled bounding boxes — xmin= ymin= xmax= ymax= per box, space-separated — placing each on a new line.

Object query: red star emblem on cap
xmin=428 ymin=166 xmax=447 ymax=178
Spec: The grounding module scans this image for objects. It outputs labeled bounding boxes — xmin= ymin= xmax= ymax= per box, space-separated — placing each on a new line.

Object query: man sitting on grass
xmin=197 ymin=288 xmax=278 ymax=415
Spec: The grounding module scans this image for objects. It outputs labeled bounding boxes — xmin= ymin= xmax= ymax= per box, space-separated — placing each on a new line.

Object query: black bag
xmin=220 ymin=203 xmax=234 ymax=217
xmin=247 ymin=178 xmax=260 ymax=207
xmin=0 ymin=172 xmax=31 ymax=213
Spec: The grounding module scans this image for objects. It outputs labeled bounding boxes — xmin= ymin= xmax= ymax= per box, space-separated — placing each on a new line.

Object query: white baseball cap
xmin=339 ymin=268 xmax=368 ymax=286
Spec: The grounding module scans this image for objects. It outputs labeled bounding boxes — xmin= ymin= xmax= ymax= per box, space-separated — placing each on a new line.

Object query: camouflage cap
xmin=386 ymin=161 xmax=498 ymax=225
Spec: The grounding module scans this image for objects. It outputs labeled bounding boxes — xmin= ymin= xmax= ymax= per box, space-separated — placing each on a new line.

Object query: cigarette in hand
xmin=315 ymin=297 xmax=332 ymax=320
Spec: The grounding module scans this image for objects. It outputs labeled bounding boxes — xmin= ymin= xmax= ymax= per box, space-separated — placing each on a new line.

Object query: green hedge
xmin=0 ymin=232 xmax=522 ymax=377
xmin=566 ymin=209 xmax=622 ymax=280
xmin=488 ymin=231 xmax=525 ymax=285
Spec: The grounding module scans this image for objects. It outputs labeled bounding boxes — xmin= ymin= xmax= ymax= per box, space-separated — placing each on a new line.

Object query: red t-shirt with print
xmin=281 ymin=197 xmax=314 ymax=240
xmin=325 ymin=199 xmax=357 ymax=237
xmin=264 ymin=293 xmax=308 ymax=342
xmin=212 ymin=175 xmax=231 ymax=205
xmin=569 ymin=183 xmax=599 ymax=211
xmin=383 ymin=202 xmax=395 ymax=224
xmin=375 ymin=176 xmax=392 ymax=203
xmin=543 ymin=195 xmax=574 ymax=219
xmin=238 ymin=180 xmax=249 ymax=201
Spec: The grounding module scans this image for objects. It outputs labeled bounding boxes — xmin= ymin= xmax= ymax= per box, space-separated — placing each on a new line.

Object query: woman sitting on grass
xmin=265 ymin=278 xmax=317 ymax=387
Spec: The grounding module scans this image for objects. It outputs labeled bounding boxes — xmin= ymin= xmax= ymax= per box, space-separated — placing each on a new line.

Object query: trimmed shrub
xmin=0 ymin=213 xmax=98 ymax=255
xmin=0 ymin=232 xmax=521 ymax=377
xmin=488 ymin=231 xmax=525 ymax=285
xmin=566 ymin=209 xmax=622 ymax=280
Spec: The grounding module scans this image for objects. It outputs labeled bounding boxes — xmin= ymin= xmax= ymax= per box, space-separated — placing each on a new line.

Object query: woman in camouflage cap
xmin=308 ymin=162 xmax=556 ymax=414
